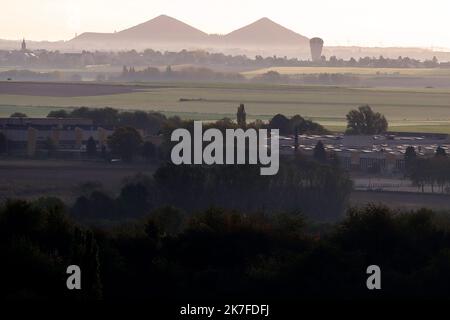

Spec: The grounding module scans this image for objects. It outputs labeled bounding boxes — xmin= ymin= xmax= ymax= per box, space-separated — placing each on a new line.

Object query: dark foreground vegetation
xmin=1 ymin=197 xmax=450 ymax=301
xmin=0 ymin=157 xmax=448 ymax=301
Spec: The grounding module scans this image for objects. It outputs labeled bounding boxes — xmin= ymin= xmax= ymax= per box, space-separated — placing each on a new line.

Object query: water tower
xmin=310 ymin=37 xmax=324 ymax=62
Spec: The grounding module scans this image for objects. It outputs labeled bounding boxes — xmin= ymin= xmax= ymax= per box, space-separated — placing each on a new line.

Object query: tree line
xmin=1 ymin=198 xmax=450 ymax=300
xmin=47 ymin=107 xmax=167 ymax=134
xmin=405 ymin=146 xmax=450 ymax=193
xmin=43 ymin=106 xmax=329 ymax=162
xmin=1 ymin=104 xmax=388 ymax=163
xmin=71 ymin=157 xmax=353 ymax=222
xmin=2 ymin=47 xmax=445 ymax=70
xmin=118 ymin=65 xmax=245 ymax=82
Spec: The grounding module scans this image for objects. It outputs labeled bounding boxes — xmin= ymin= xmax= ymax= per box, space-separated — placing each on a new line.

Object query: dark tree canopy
xmin=313 ymin=140 xmax=327 ymax=162
xmin=404 ymin=146 xmax=417 ymax=174
xmin=141 ymin=141 xmax=157 ymax=161
xmin=118 ymin=182 xmax=152 ymax=218
xmin=0 ymin=132 xmax=6 ymax=154
xmin=346 ymin=105 xmax=388 ymax=135
xmin=435 ymin=146 xmax=447 ymax=157
xmin=408 ymin=157 xmax=450 ymax=193
xmin=289 ymin=115 xmax=306 ymax=133
xmin=47 ymin=107 xmax=168 ymax=135
xmin=5 ymin=197 xmax=450 ymax=300
xmin=44 ymin=137 xmax=57 ymax=156
xmin=10 ymin=112 xmax=27 ymax=118
xmin=47 ymin=110 xmax=69 ymax=118
xmin=289 ymin=115 xmax=328 ymax=135
xmin=236 ymin=104 xmax=246 ymax=128
xmin=86 ymin=136 xmax=97 ymax=157
xmin=107 ymin=127 xmax=143 ymax=162
xmin=268 ymin=114 xmax=328 ymax=135
xmin=405 ymin=146 xmax=417 ymax=161
xmin=269 ymin=114 xmax=290 ymax=134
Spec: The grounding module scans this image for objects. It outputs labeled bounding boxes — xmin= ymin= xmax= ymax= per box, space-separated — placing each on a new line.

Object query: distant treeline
xmin=0 ymin=69 xmax=62 ymax=81
xmin=1 ymin=197 xmax=450 ymax=300
xmin=118 ymin=65 xmax=245 ymax=82
xmin=47 ymin=107 xmax=328 ymax=136
xmin=48 ymin=107 xmax=167 ymax=135
xmin=406 ymin=148 xmax=450 ymax=193
xmin=117 ymin=66 xmax=363 ymax=85
xmin=3 ymin=67 xmax=445 ymax=86
xmin=42 ymin=107 xmax=329 ymax=164
xmin=1 ymin=48 xmax=448 ymax=70
xmin=252 ymin=71 xmax=361 ymax=85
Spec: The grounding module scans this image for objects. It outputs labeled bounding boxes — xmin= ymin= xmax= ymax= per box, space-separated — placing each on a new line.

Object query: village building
xmin=0 ymin=117 xmax=114 ymax=157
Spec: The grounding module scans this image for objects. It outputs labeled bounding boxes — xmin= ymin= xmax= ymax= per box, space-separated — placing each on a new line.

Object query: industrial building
xmin=0 ymin=117 xmax=114 ymax=157
xmin=279 ymin=133 xmax=450 ymax=174
xmin=309 ymin=37 xmax=324 ymax=62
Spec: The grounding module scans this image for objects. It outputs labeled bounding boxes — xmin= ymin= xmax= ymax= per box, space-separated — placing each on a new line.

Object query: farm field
xmin=1 ymin=81 xmax=450 ymax=133
xmin=0 ymin=158 xmax=156 ymax=202
xmin=0 ymin=65 xmax=124 ymax=73
xmin=242 ymin=67 xmax=450 ymax=77
xmin=1 ymin=158 xmax=449 ymax=210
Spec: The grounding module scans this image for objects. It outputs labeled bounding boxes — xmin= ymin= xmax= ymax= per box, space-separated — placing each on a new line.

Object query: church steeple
xmin=21 ymin=38 xmax=26 ymax=51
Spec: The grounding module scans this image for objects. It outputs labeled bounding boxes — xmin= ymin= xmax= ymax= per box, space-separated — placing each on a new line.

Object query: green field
xmin=1 ymin=82 xmax=450 ymax=133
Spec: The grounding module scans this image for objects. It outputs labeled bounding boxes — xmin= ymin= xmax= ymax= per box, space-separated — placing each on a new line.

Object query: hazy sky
xmin=3 ymin=0 xmax=450 ymax=48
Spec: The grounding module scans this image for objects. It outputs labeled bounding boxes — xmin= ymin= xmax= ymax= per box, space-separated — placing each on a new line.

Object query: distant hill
xmin=113 ymin=15 xmax=208 ymax=42
xmin=74 ymin=32 xmax=114 ymax=42
xmin=69 ymin=15 xmax=310 ymax=50
xmin=3 ymin=15 xmax=450 ymax=60
xmin=72 ymin=15 xmax=208 ymax=48
xmin=223 ymin=17 xmax=309 ymax=46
